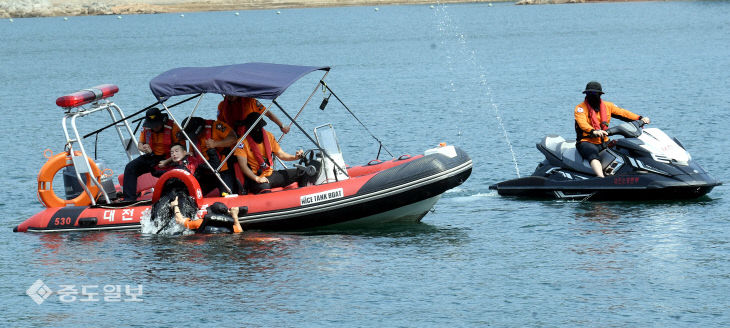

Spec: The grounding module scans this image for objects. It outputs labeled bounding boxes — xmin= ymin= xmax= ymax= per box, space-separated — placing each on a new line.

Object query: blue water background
xmin=1 ymin=1 xmax=729 ymax=326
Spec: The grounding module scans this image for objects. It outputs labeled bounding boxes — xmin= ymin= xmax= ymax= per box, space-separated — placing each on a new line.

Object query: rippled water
xmin=1 ymin=2 xmax=729 ymax=326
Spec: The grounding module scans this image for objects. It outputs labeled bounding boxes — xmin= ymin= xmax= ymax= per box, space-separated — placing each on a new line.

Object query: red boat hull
xmin=15 ymin=148 xmax=472 ymax=232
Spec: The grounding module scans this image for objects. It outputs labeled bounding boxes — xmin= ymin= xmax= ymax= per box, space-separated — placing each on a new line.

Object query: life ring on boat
xmin=151 ymin=169 xmax=203 ymax=207
xmin=37 ymin=151 xmax=101 ymax=208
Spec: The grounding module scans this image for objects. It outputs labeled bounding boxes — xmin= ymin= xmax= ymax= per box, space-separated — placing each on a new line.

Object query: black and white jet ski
xmin=489 ymin=120 xmax=721 ymax=200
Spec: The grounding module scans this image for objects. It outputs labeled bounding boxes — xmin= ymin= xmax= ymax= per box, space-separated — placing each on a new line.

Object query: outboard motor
xmin=62 ymin=165 xmax=87 ymax=199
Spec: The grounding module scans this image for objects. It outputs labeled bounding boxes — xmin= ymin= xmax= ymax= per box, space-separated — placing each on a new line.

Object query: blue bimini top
xmin=149 ymin=62 xmax=330 ymax=101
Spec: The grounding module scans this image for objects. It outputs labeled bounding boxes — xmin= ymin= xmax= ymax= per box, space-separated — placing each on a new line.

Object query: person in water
xmin=123 ymin=107 xmax=178 ymax=201
xmin=170 ymin=196 xmax=243 ymax=233
xmin=574 ymin=81 xmax=651 ymax=177
xmin=234 ymin=112 xmax=304 ymax=194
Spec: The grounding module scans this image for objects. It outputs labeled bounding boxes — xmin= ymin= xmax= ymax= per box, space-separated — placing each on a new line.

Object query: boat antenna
xmin=318 ymin=81 xmax=394 ymax=159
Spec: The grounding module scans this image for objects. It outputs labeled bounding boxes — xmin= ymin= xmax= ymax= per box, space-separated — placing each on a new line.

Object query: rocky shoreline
xmin=1 ymin=0 xmax=660 ymax=19
xmin=1 ymin=0 xmax=506 ymax=19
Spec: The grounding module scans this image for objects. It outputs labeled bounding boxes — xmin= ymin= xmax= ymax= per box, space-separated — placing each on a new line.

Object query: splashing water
xmin=140 ymin=189 xmax=197 ymax=235
xmin=433 ymin=3 xmax=521 ymax=178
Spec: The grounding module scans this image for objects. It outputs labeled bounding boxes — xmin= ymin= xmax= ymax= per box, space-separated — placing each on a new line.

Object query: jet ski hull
xmin=490 ymin=172 xmax=719 ymax=200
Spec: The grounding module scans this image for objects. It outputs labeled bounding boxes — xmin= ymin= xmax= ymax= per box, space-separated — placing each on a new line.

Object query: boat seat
xmin=538 ymin=135 xmax=594 ymax=175
xmin=117 ymin=173 xmax=158 ymax=193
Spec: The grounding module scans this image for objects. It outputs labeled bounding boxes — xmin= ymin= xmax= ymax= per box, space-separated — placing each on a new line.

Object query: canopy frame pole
xmin=161 ymin=100 xmax=232 ymax=194
xmin=84 ymin=94 xmax=201 ymax=140
xmin=320 ymin=81 xmax=394 ymax=159
xmin=182 ymin=93 xmax=205 ymax=131
xmin=273 ymin=100 xmax=349 ymax=178
xmin=277 ymin=71 xmax=330 ymax=144
xmin=217 ymin=106 xmax=272 ymax=172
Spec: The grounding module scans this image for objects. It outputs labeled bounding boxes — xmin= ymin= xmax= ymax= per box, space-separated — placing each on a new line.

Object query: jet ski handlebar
xmin=606 ymin=120 xmax=645 ymax=138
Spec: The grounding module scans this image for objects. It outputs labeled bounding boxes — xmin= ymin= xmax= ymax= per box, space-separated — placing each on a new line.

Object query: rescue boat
xmin=15 ymin=63 xmax=472 ymax=233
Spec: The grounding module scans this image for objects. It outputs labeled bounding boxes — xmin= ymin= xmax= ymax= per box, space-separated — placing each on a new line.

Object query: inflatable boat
xmin=15 ymin=63 xmax=472 ymax=232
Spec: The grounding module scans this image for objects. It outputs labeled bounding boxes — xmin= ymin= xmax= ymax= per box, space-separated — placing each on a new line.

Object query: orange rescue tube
xmin=151 ymin=169 xmax=204 ymax=207
xmin=37 ymin=151 xmax=101 ymax=208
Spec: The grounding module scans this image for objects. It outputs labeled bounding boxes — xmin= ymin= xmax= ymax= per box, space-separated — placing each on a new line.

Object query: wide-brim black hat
xmin=582 ymin=81 xmax=604 ymax=94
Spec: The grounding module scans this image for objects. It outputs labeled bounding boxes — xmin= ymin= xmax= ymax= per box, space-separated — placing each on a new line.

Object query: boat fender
xmin=37 ymin=151 xmax=101 ymax=208
xmin=151 ymin=169 xmax=203 ymax=207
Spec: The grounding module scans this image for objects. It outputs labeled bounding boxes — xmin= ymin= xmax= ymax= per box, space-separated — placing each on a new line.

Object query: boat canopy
xmin=149 ymin=62 xmax=330 ymax=101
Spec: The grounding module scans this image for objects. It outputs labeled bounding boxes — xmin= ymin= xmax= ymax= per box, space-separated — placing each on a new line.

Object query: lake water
xmin=1 ymin=1 xmax=729 ymax=326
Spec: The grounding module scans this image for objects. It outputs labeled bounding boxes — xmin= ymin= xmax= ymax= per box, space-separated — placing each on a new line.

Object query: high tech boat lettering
xmin=300 ymin=188 xmax=344 ymax=206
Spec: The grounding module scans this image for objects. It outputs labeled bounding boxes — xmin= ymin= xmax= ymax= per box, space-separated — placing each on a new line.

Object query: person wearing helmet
xmin=122 ymin=107 xmax=178 ymax=201
xmin=234 ymin=112 xmax=303 ymax=194
xmin=574 ymin=81 xmax=651 ymax=177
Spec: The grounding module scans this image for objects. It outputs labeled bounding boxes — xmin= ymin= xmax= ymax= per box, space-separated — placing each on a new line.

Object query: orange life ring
xmin=37 ymin=151 xmax=101 ymax=208
xmin=151 ymin=169 xmax=203 ymax=207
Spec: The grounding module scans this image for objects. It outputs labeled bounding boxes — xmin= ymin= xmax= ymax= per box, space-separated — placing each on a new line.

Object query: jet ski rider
xmin=574 ymin=81 xmax=651 ymax=178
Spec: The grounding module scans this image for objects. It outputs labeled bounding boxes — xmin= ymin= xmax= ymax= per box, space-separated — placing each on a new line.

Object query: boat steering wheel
xmin=295 ymin=149 xmax=318 ymax=177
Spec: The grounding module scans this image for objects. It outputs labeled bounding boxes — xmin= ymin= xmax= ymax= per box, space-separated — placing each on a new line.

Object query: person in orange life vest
xmin=234 ymin=113 xmax=304 ymax=194
xmin=123 ymin=107 xmax=178 ymax=201
xmin=217 ymin=95 xmax=290 ymax=136
xmin=575 ymin=81 xmax=651 ymax=178
xmin=169 ymin=196 xmax=243 ymax=233
xmin=174 ymin=117 xmax=238 ymax=196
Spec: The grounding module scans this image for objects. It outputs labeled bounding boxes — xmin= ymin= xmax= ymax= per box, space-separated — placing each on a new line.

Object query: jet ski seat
xmin=537 ymin=135 xmax=595 ymax=175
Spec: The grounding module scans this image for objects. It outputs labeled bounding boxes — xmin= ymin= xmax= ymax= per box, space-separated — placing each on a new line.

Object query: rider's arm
xmin=606 ymin=101 xmax=641 ymax=121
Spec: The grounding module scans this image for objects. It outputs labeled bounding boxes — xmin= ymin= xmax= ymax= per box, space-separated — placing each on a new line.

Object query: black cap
xmin=209 ymin=202 xmax=229 ymax=215
xmin=143 ymin=107 xmax=166 ymax=129
xmin=242 ymin=112 xmax=267 ymax=130
xmin=582 ymin=81 xmax=604 ymax=94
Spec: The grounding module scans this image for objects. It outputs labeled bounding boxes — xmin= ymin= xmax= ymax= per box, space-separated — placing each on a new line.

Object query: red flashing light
xmin=56 ymin=84 xmax=119 ymax=108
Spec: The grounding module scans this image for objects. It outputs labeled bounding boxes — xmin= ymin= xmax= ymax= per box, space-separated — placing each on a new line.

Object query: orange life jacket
xmin=143 ymin=124 xmax=173 ymax=156
xmin=587 ymin=101 xmax=609 ymax=131
xmin=245 ymin=128 xmax=273 ymax=174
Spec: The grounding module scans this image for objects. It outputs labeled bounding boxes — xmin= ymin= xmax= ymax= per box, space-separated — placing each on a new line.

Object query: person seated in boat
xmin=217 ymin=95 xmax=290 ymax=136
xmin=574 ymin=81 xmax=651 ymax=178
xmin=157 ymin=143 xmax=202 ymax=173
xmin=234 ymin=112 xmax=304 ymax=194
xmin=173 ymin=116 xmax=238 ymax=196
xmin=169 ymin=196 xmax=244 ymax=234
xmin=122 ymin=107 xmax=178 ymax=201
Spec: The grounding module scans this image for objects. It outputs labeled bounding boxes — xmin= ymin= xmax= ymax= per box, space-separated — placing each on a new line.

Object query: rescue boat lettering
xmin=300 ymin=188 xmax=344 ymax=206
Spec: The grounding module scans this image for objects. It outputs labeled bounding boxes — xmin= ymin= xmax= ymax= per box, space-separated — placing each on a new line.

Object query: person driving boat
xmin=234 ymin=113 xmax=303 ymax=194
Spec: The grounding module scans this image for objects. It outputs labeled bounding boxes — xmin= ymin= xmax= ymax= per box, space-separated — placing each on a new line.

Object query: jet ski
xmin=489 ymin=120 xmax=721 ymax=200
